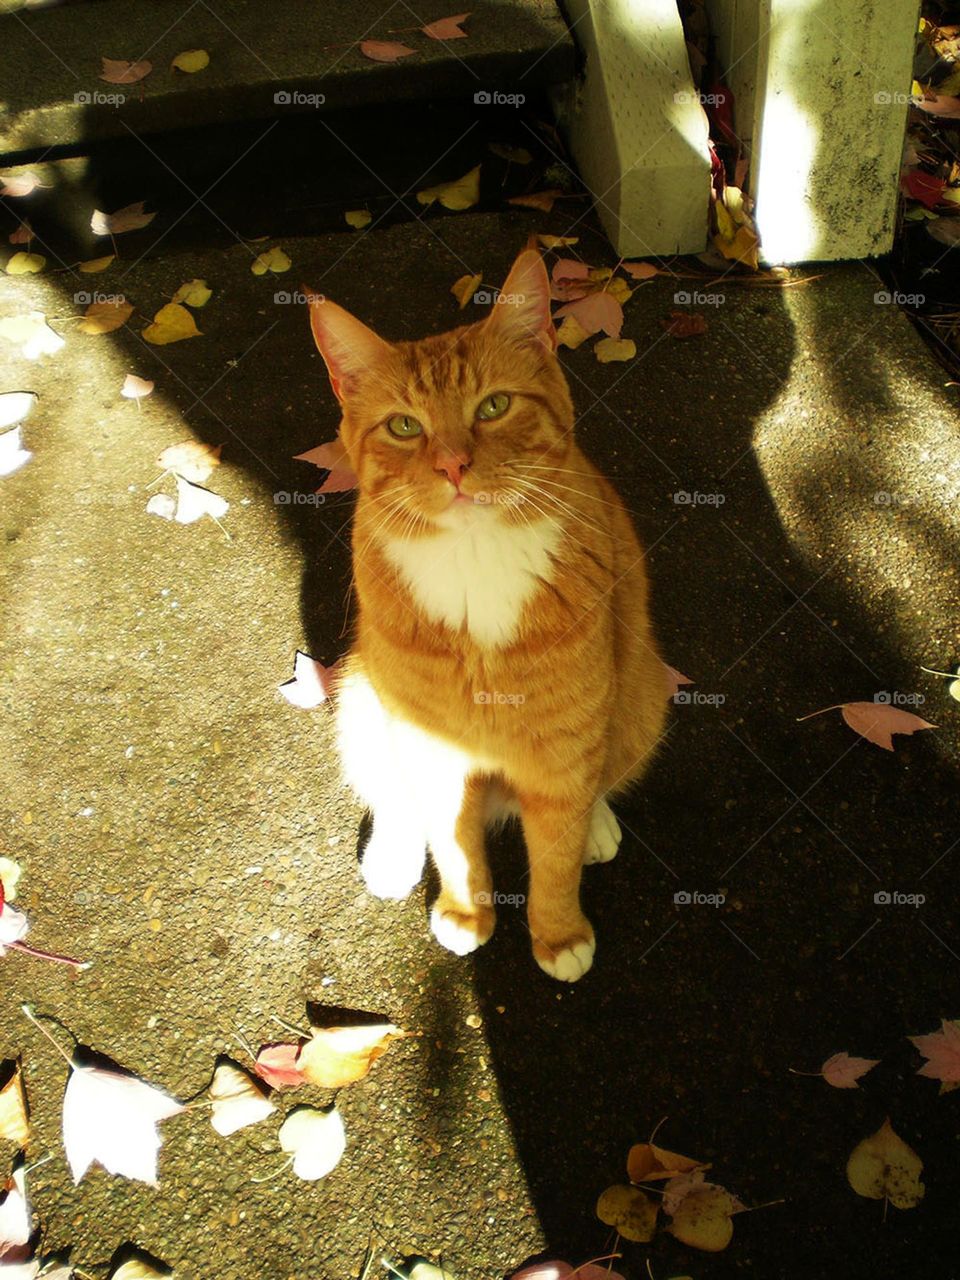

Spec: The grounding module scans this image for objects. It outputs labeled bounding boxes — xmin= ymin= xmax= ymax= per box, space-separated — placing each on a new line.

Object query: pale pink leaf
xmin=510 ymin=1265 xmax=624 ymax=1280
xmin=663 ymin=663 xmax=694 ymax=700
xmin=253 ymin=1043 xmax=306 ymax=1090
xmin=0 ymin=173 xmax=46 ymax=198
xmin=63 ymin=1060 xmax=184 ymax=1185
xmin=840 ymin=702 xmax=937 ymax=751
xmin=359 ymin=40 xmax=416 ymax=63
xmin=8 ymin=222 xmax=32 ymax=246
xmin=317 ymin=469 xmax=358 ymax=495
xmin=0 ymin=901 xmax=29 ymax=956
xmin=294 ymin=438 xmax=350 ymax=470
xmin=551 ymin=259 xmax=589 ymax=283
xmin=145 ymin=493 xmax=175 ymax=522
xmin=0 ymin=1164 xmax=30 ymax=1254
xmin=622 ymin=261 xmax=658 ymax=280
xmin=820 ymin=1051 xmax=880 ymax=1089
xmin=90 ymin=203 xmax=156 ymax=236
xmin=553 ymin=290 xmax=623 ymax=338
xmin=99 ymin=58 xmax=152 ymax=84
xmin=910 ymin=1019 xmax=960 ymax=1084
xmin=121 ymin=374 xmax=154 ymax=400
xmin=279 ymin=651 xmax=338 ymax=709
xmin=422 ymin=12 xmax=470 ymax=39
xmin=914 ymin=91 xmax=960 ymax=118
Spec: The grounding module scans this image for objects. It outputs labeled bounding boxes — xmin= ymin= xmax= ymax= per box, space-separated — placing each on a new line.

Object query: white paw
xmin=360 ymin=828 xmax=426 ymax=900
xmin=536 ymin=937 xmax=596 ymax=982
xmin=584 ymin=797 xmax=622 ymax=865
xmin=430 ymin=905 xmax=494 ymax=956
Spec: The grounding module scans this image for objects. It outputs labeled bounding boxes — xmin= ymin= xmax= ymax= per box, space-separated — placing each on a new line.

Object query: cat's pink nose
xmin=434 ymin=452 xmax=470 ymax=487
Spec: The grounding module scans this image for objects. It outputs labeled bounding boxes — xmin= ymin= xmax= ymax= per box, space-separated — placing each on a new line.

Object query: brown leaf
xmin=662 ymin=310 xmax=708 ymax=339
xmin=627 ymin=1141 xmax=710 ymax=1182
xmin=78 ymin=298 xmax=134 ymax=334
xmin=157 ymin=441 xmax=223 ymax=485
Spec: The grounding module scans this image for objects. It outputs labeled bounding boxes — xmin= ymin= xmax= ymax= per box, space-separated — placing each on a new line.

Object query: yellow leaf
xmin=487 ymin=143 xmax=532 ymax=164
xmin=416 ymin=165 xmax=481 ymax=211
xmin=451 ymin=273 xmax=482 ymax=309
xmin=594 ymin=337 xmax=635 ymax=363
xmin=507 ymin=189 xmax=562 ymax=213
xmin=251 ymin=247 xmax=291 ymax=275
xmin=555 ymin=314 xmax=591 ymax=350
xmin=714 ymin=225 xmax=760 ymax=270
xmin=6 ymin=252 xmax=45 ymax=275
xmin=627 ymin=1141 xmax=710 ymax=1182
xmin=588 ymin=266 xmax=613 ymax=283
xmin=78 ymin=298 xmax=134 ymax=334
xmin=157 ymin=440 xmax=222 ymax=484
xmin=606 ymin=276 xmax=633 ymax=305
xmin=942 ymin=186 xmax=960 ymax=205
xmin=667 ymin=1187 xmax=739 ymax=1252
xmin=296 ymin=1023 xmax=405 ymax=1088
xmin=714 ymin=198 xmax=736 ymax=242
xmin=595 ymin=1184 xmax=658 ymax=1242
xmin=344 ymin=210 xmax=372 ymax=229
xmin=171 ymin=278 xmax=212 ymax=307
xmin=0 ymin=311 xmax=64 ymax=358
xmin=538 ymin=235 xmax=579 ymax=249
xmin=0 ymin=1061 xmax=29 ymax=1146
xmin=142 ymin=302 xmax=201 ymax=345
xmin=171 ymin=48 xmax=210 ymax=73
xmin=846 ymin=1118 xmax=925 ymax=1209
xmin=78 ymin=255 xmax=115 ymax=273
xmin=722 ymin=185 xmax=752 ymax=227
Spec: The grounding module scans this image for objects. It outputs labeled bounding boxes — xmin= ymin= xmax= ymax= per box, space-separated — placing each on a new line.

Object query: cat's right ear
xmin=305 ymin=286 xmax=391 ymax=403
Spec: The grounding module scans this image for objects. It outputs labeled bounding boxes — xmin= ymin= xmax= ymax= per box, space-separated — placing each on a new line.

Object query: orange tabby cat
xmin=307 ymin=249 xmax=666 ymax=981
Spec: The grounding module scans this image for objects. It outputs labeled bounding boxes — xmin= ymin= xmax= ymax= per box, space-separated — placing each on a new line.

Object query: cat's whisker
xmin=514 ymin=464 xmax=646 ymax=517
xmin=511 ymin=476 xmax=608 ymax=541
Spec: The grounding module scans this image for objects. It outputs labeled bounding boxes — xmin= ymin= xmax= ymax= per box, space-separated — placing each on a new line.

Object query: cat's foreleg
xmin=428 ymin=773 xmax=495 ymax=956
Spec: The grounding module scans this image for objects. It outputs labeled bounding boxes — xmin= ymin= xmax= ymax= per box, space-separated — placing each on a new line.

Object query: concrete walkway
xmin=1 ymin=208 xmax=958 ymax=1279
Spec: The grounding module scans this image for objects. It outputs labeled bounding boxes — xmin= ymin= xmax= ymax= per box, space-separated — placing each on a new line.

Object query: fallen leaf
xmin=714 ymin=224 xmax=760 ymax=269
xmin=5 ymin=254 xmax=45 ymax=276
xmin=667 ymin=1185 xmax=742 ymax=1251
xmin=663 ymin=664 xmax=694 ymax=700
xmin=158 ymin=441 xmax=222 ymax=484
xmin=508 ymin=189 xmax=563 ymax=213
xmin=279 ymin=651 xmax=338 ymax=709
xmin=0 ymin=313 xmax=64 ymax=360
xmin=622 ymin=261 xmax=659 ymax=280
xmin=910 ymin=1019 xmax=960 ymax=1092
xmin=838 ymin=702 xmax=937 ymax=751
xmin=173 ymin=475 xmax=228 ymax=525
xmin=251 ymin=247 xmax=291 ymax=276
xmin=451 ymin=273 xmax=482 ymax=309
xmin=537 ymin=234 xmax=578 ymax=248
xmin=821 ymin=1051 xmax=880 ymax=1089
xmin=294 ymin=438 xmax=358 ymax=491
xmin=9 ymin=222 xmax=33 ymax=246
xmin=360 ymin=40 xmax=416 ymax=63
xmin=0 ymin=428 xmax=32 ymax=479
xmin=91 ymin=203 xmax=156 ymax=236
xmin=846 ymin=1118 xmax=924 ymax=1209
xmin=489 ymin=143 xmax=532 ymax=165
xmin=171 ymin=49 xmax=209 ymax=73
xmin=209 ymin=1061 xmax=275 ymax=1137
xmin=510 ymin=1265 xmax=624 ymax=1280
xmin=926 ymin=216 xmax=960 ymax=247
xmin=63 ymin=1059 xmax=184 ymax=1185
xmin=278 ymin=1105 xmax=345 ymax=1180
xmin=100 ymin=58 xmax=152 ymax=84
xmin=663 ymin=310 xmax=708 ymax=338
xmin=78 ymin=255 xmax=115 ymax=273
xmin=627 ymin=1141 xmax=708 ymax=1183
xmin=912 ymin=85 xmax=960 ymax=117
xmin=595 ymin=1184 xmax=657 ymax=1242
xmin=0 ymin=393 xmax=37 ymax=431
xmin=297 ymin=1022 xmax=404 ymax=1087
xmin=110 ymin=1256 xmax=169 ymax=1280
xmin=417 ymin=166 xmax=481 ymax=212
xmin=0 ymin=172 xmax=47 ymax=198
xmin=121 ymin=375 xmax=154 ymax=400
xmin=253 ymin=1043 xmax=306 ymax=1090
xmin=77 ymin=299 xmax=133 ymax=335
xmin=142 ymin=302 xmax=200 ymax=345
xmin=344 ymin=210 xmax=372 ymax=230
xmin=171 ymin=279 xmax=212 ymax=308
xmin=422 ymin=13 xmax=469 ymax=39
xmin=594 ymin=337 xmax=635 ymax=363
xmin=554 ymin=290 xmax=623 ymax=338
xmin=901 ymin=169 xmax=946 ymax=208
xmin=0 ymin=1063 xmax=29 ymax=1146
xmin=145 ymin=493 xmax=175 ymax=522
xmin=555 ymin=314 xmax=590 ymax=350
xmin=0 ymin=860 xmax=22 ymax=901
xmin=0 ymin=1161 xmax=30 ymax=1255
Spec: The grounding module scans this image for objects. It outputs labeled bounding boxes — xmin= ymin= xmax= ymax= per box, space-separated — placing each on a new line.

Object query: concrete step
xmin=0 ymin=0 xmax=576 ymax=159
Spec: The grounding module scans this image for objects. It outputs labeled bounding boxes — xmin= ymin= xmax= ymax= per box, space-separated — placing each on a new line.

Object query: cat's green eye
xmin=386 ymin=414 xmax=423 ymax=439
xmin=476 ymin=392 xmax=511 ymax=421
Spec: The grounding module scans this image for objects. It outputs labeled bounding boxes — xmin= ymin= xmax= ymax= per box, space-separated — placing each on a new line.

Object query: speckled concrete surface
xmin=1 ymin=211 xmax=959 ymax=1280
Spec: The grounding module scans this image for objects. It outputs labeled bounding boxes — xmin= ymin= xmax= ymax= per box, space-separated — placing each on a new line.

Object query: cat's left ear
xmin=485 ymin=250 xmax=557 ymax=352
xmin=306 ymin=286 xmax=392 ymax=402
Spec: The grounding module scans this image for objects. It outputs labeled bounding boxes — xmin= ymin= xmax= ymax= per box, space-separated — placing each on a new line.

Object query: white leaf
xmin=0 ymin=858 xmax=22 ymax=901
xmin=0 ymin=901 xmax=29 ymax=956
xmin=209 ymin=1062 xmax=275 ymax=1137
xmin=0 ymin=394 xmax=36 ymax=430
xmin=109 ymin=1258 xmax=168 ymax=1280
xmin=174 ymin=475 xmax=228 ymax=525
xmin=278 ymin=651 xmax=332 ymax=709
xmin=278 ymin=1106 xmax=345 ymax=1181
xmin=145 ymin=494 xmax=175 ymax=522
xmin=0 ymin=1164 xmax=30 ymax=1254
xmin=121 ymin=375 xmax=153 ymax=400
xmin=62 ymin=1060 xmax=184 ymax=1186
xmin=0 ymin=429 xmax=32 ymax=478
xmin=0 ymin=1261 xmax=40 ymax=1279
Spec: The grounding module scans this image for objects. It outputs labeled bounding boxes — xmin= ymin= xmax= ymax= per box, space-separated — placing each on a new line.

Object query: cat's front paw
xmin=360 ymin=828 xmax=426 ymax=900
xmin=430 ymin=899 xmax=496 ymax=956
xmin=532 ymin=924 xmax=596 ymax=982
xmin=584 ymin=797 xmax=622 ymax=865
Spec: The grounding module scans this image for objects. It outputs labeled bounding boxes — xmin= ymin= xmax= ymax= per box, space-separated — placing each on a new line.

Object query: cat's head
xmin=306 ymin=250 xmax=574 ymax=531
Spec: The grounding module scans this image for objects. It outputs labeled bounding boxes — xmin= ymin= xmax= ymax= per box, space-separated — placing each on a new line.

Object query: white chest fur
xmin=381 ymin=508 xmax=563 ymax=647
